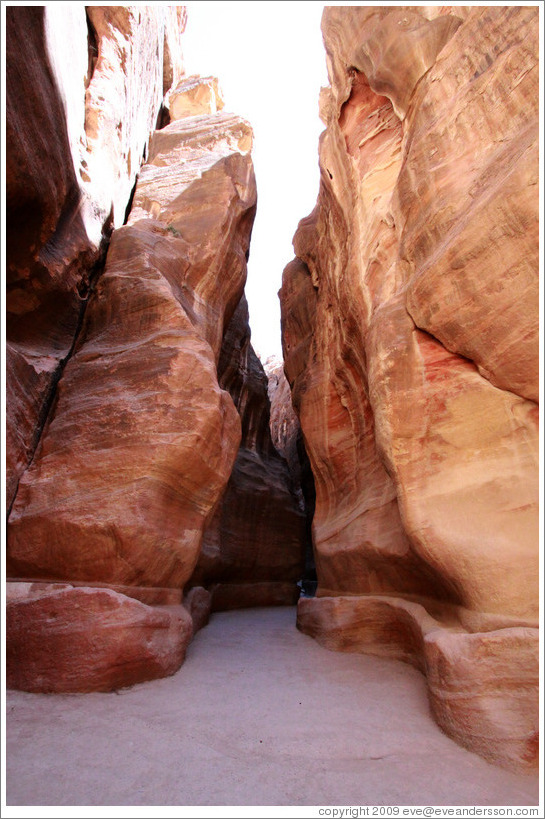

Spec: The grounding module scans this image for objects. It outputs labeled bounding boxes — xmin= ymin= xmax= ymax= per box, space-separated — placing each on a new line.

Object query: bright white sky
xmin=183 ymin=1 xmax=328 ymax=360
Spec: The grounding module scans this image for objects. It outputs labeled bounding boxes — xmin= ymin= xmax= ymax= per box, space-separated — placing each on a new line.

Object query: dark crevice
xmin=123 ymin=174 xmax=138 ymax=225
xmin=85 ymin=10 xmax=99 ymax=90
xmin=6 ymin=215 xmax=114 ymax=521
xmin=155 ymin=103 xmax=171 ymax=130
xmin=296 ymin=431 xmax=317 ymax=597
xmin=38 ymin=184 xmax=84 ymax=267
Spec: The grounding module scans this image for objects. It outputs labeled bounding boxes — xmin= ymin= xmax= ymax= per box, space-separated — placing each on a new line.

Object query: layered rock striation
xmin=280 ymin=5 xmax=539 ymax=770
xmin=7 ymin=11 xmax=302 ymax=692
xmin=266 ymin=357 xmax=317 ymax=590
xmin=8 ymin=106 xmax=256 ymax=591
xmin=6 ymin=5 xmax=185 ymax=512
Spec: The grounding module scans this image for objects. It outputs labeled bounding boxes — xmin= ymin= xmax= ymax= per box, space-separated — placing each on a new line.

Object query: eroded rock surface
xmin=6 ymin=5 xmax=185 ymax=511
xmin=7 ymin=4 xmax=307 ymax=694
xmin=6 ymin=4 xmax=308 ymax=691
xmin=166 ymin=74 xmax=224 ymax=120
xmin=8 ymin=97 xmax=257 ymax=595
xmin=280 ymin=5 xmax=539 ymax=770
xmin=6 ymin=582 xmax=192 ymax=694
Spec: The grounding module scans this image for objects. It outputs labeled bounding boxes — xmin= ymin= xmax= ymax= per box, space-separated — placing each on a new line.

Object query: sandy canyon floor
xmin=5 ymin=606 xmax=539 ymax=808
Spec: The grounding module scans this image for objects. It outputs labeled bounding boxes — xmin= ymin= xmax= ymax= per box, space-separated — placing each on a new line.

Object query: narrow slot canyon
xmin=3 ymin=4 xmax=540 ymax=811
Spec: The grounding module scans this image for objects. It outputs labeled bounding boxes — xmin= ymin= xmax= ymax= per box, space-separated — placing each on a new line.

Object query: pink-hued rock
xmin=167 ymin=75 xmax=224 ymax=120
xmin=8 ymin=102 xmax=257 ymax=592
xmin=297 ymin=596 xmax=538 ymax=772
xmin=77 ymin=4 xmax=186 ymax=240
xmin=6 ymin=5 xmax=304 ymax=695
xmin=265 ymin=356 xmax=303 ymax=484
xmin=280 ymin=5 xmax=539 ymax=769
xmin=183 ymin=586 xmax=212 ymax=634
xmin=6 ymin=583 xmax=192 ymax=693
xmin=6 ymin=6 xmax=98 ymax=511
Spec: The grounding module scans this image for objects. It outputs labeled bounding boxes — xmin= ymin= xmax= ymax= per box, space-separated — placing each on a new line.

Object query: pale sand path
xmin=6 ymin=606 xmax=539 ymax=807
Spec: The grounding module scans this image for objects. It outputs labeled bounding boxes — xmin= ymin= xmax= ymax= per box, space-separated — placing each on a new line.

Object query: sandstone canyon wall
xmin=6 ymin=5 xmax=186 ymax=512
xmin=280 ymin=5 xmax=539 ymax=770
xmin=6 ymin=7 xmax=304 ymax=693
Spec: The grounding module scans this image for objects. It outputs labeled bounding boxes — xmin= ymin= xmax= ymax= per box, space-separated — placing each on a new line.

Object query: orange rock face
xmin=280 ymin=5 xmax=539 ymax=769
xmin=7 ymin=2 xmax=310 ymax=691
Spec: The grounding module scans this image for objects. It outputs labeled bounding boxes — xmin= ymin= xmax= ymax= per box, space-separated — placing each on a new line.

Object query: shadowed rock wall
xmin=190 ymin=299 xmax=306 ymax=610
xmin=6 ymin=5 xmax=185 ymax=513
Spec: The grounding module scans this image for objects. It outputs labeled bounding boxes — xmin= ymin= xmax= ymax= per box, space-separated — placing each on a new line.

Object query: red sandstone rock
xmin=79 ymin=5 xmax=186 ymax=239
xmin=6 ymin=583 xmax=192 ymax=694
xmin=167 ymin=75 xmax=224 ymax=120
xmin=183 ymin=586 xmax=212 ymax=634
xmin=281 ymin=5 xmax=539 ymax=770
xmin=6 ymin=7 xmax=98 ymax=510
xmin=265 ymin=356 xmax=302 ymax=481
xmin=6 ymin=6 xmax=303 ymax=696
xmin=8 ymin=104 xmax=257 ymax=592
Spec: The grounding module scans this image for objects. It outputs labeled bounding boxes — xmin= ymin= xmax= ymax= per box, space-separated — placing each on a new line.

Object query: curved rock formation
xmin=8 ymin=95 xmax=256 ymax=594
xmin=280 ymin=5 xmax=539 ymax=770
xmin=7 ymin=5 xmax=307 ymax=695
xmin=6 ymin=583 xmax=193 ymax=694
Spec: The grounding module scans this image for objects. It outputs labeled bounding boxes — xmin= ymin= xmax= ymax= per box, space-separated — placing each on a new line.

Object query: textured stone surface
xmin=298 ymin=596 xmax=538 ymax=771
xmin=189 ymin=298 xmax=305 ymax=605
xmin=281 ymin=5 xmax=539 ymax=769
xmin=265 ymin=356 xmax=303 ymax=483
xmin=6 ymin=583 xmax=192 ymax=693
xmin=76 ymin=4 xmax=186 ymax=240
xmin=167 ymin=74 xmax=224 ymax=120
xmin=183 ymin=586 xmax=212 ymax=635
xmin=266 ymin=356 xmax=317 ymax=585
xmin=6 ymin=6 xmax=98 ymax=511
xmin=8 ymin=104 xmax=257 ymax=593
xmin=6 ymin=5 xmax=185 ymax=511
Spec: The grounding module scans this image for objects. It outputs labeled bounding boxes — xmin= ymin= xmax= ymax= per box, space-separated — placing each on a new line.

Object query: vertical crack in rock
xmin=6 ymin=222 xmax=113 ymax=521
xmin=85 ymin=9 xmax=98 ymax=90
xmin=266 ymin=356 xmax=317 ymax=596
xmin=6 ymin=6 xmax=202 ymax=694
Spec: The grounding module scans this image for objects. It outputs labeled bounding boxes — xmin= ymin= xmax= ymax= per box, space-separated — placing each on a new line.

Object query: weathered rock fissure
xmin=85 ymin=9 xmax=99 ymax=90
xmin=6 ymin=230 xmax=112 ymax=521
